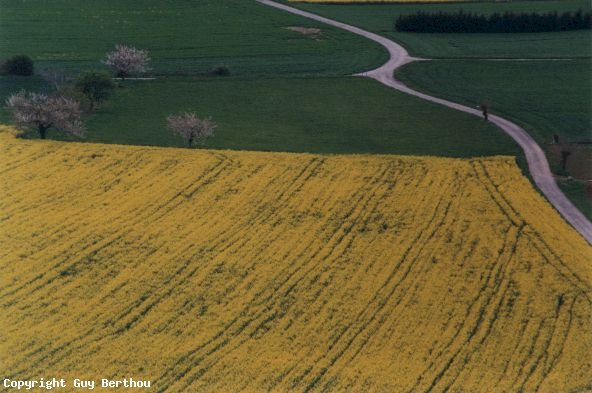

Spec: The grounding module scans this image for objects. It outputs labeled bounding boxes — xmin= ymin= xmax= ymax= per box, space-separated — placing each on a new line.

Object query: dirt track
xmin=257 ymin=0 xmax=592 ymax=244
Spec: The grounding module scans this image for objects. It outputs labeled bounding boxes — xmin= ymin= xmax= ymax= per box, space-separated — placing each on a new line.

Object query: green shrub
xmin=1 ymin=55 xmax=34 ymax=76
xmin=210 ymin=64 xmax=230 ymax=77
xmin=75 ymin=71 xmax=116 ymax=110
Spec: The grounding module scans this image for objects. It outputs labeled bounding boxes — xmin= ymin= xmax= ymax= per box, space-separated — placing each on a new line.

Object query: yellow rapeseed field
xmin=0 ymin=127 xmax=590 ymax=392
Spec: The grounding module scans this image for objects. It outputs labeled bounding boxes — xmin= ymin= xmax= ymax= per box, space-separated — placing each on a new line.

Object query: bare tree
xmin=39 ymin=68 xmax=68 ymax=92
xmin=102 ymin=44 xmax=150 ymax=80
xmin=6 ymin=91 xmax=84 ymax=139
xmin=560 ymin=149 xmax=572 ymax=171
xmin=167 ymin=112 xmax=216 ymax=147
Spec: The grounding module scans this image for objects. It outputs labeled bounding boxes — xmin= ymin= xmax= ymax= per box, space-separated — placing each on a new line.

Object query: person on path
xmin=480 ymin=104 xmax=489 ymax=121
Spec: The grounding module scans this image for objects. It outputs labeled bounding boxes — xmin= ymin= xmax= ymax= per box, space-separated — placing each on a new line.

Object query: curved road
xmin=257 ymin=0 xmax=592 ymax=245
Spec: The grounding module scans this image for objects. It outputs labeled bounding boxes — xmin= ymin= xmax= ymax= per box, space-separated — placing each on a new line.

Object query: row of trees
xmin=3 ymin=44 xmax=144 ymax=138
xmin=6 ymin=91 xmax=215 ymax=145
xmin=5 ymin=45 xmax=215 ymax=146
xmin=395 ymin=9 xmax=592 ymax=33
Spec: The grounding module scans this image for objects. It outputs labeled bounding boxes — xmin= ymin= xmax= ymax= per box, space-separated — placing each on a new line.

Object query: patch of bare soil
xmin=548 ymin=143 xmax=592 ymax=181
xmin=285 ymin=26 xmax=322 ymax=37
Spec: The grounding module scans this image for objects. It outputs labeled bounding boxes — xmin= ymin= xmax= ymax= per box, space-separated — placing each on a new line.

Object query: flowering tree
xmin=167 ymin=112 xmax=216 ymax=147
xmin=102 ymin=44 xmax=150 ymax=80
xmin=5 ymin=91 xmax=84 ymax=139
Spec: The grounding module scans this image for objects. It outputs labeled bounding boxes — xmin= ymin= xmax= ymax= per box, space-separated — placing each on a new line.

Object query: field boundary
xmin=256 ymin=0 xmax=592 ymax=244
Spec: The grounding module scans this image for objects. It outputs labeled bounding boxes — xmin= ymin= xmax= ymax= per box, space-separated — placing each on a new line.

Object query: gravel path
xmin=257 ymin=0 xmax=592 ymax=244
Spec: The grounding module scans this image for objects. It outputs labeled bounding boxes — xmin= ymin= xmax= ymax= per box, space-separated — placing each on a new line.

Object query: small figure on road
xmin=480 ymin=103 xmax=489 ymax=121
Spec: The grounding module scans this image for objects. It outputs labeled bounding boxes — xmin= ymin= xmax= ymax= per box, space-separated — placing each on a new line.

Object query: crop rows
xmin=0 ymin=128 xmax=590 ymax=392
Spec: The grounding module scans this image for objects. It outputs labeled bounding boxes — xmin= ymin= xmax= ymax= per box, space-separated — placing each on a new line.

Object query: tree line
xmin=395 ymin=9 xmax=592 ymax=33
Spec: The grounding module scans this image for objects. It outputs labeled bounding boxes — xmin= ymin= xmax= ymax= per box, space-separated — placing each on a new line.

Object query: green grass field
xmin=0 ymin=0 xmax=386 ymax=77
xmin=559 ymin=181 xmax=592 ymax=218
xmin=396 ymin=59 xmax=592 ymax=146
xmin=286 ymin=0 xmax=592 ymax=58
xmin=10 ymin=76 xmax=513 ymax=157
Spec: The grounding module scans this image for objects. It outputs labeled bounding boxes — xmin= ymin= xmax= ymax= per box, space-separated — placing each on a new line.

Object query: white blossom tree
xmin=103 ymin=44 xmax=150 ymax=80
xmin=167 ymin=112 xmax=216 ymax=147
xmin=6 ymin=91 xmax=84 ymax=139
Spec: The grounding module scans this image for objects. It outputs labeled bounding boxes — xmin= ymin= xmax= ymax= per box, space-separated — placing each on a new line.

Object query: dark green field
xmin=287 ymin=0 xmax=592 ymax=58
xmin=0 ymin=0 xmax=386 ymax=76
xmin=397 ymin=59 xmax=592 ymax=146
xmin=74 ymin=77 xmax=515 ymax=157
